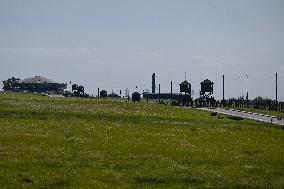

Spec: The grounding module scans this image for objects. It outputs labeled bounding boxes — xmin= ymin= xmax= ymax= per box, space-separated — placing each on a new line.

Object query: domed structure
xmin=21 ymin=76 xmax=57 ymax=84
xmin=15 ymin=76 xmax=66 ymax=94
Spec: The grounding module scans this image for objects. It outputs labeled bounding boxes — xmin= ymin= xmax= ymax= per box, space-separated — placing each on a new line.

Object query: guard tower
xmin=200 ymin=79 xmax=214 ymax=98
xmin=132 ymin=92 xmax=141 ymax=102
xmin=72 ymin=84 xmax=78 ymax=93
xmin=100 ymin=90 xmax=107 ymax=98
xmin=179 ymin=80 xmax=191 ymax=97
xmin=179 ymin=80 xmax=192 ymax=106
xmin=78 ymin=86 xmax=84 ymax=95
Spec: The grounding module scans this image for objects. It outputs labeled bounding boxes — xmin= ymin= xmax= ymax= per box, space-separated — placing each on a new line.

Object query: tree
xmin=238 ymin=95 xmax=245 ymax=100
xmin=2 ymin=77 xmax=20 ymax=91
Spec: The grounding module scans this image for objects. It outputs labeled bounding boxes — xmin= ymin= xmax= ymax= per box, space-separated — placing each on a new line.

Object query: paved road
xmin=199 ymin=107 xmax=284 ymax=126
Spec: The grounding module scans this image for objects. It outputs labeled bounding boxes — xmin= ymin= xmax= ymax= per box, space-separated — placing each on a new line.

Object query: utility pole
xmin=170 ymin=81 xmax=173 ymax=100
xmin=276 ymin=72 xmax=278 ymax=103
xmin=159 ymin=84 xmax=161 ymax=103
xmin=245 ymin=74 xmax=249 ymax=100
xmin=222 ymin=75 xmax=225 ymax=102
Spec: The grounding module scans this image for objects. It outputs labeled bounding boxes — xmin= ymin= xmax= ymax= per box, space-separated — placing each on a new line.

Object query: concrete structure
xmin=199 ymin=107 xmax=283 ymax=125
xmin=152 ymin=73 xmax=156 ymax=93
xmin=15 ymin=76 xmax=66 ymax=93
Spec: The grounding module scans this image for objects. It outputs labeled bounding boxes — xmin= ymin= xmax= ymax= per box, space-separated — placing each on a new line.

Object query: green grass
xmin=0 ymin=92 xmax=284 ymax=188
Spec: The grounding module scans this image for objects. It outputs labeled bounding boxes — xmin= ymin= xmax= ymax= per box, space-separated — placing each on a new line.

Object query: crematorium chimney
xmin=152 ymin=73 xmax=156 ymax=93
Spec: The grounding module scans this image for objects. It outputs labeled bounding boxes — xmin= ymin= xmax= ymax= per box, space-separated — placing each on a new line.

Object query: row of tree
xmin=2 ymin=77 xmax=21 ymax=91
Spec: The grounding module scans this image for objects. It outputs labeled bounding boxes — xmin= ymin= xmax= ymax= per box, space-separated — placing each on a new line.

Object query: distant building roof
xmin=180 ymin=80 xmax=191 ymax=85
xmin=21 ymin=76 xmax=58 ymax=84
xmin=200 ymin=79 xmax=214 ymax=84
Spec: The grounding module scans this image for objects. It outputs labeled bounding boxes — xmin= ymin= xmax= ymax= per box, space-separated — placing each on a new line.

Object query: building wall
xmin=143 ymin=93 xmax=181 ymax=100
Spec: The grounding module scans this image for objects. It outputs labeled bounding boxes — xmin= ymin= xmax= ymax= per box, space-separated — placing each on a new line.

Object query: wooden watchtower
xmin=179 ymin=80 xmax=192 ymax=106
xmin=179 ymin=80 xmax=191 ymax=96
xmin=200 ymin=79 xmax=214 ymax=98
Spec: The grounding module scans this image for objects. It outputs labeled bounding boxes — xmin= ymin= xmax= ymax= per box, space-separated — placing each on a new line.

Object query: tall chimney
xmin=152 ymin=73 xmax=156 ymax=93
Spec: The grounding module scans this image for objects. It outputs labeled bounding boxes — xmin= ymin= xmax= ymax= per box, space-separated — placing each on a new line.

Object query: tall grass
xmin=0 ymin=92 xmax=283 ymax=188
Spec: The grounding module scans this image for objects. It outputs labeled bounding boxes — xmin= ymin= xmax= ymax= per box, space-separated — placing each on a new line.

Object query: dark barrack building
xmin=143 ymin=73 xmax=192 ymax=101
xmin=143 ymin=92 xmax=181 ymax=100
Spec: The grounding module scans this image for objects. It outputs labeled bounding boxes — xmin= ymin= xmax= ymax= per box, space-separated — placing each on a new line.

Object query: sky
xmin=0 ymin=0 xmax=284 ymax=100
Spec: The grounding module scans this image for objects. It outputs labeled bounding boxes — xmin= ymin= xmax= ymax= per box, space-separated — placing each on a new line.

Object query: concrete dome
xmin=21 ymin=76 xmax=57 ymax=84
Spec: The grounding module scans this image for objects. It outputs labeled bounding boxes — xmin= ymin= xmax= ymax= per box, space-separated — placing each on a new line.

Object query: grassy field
xmin=0 ymin=92 xmax=284 ymax=188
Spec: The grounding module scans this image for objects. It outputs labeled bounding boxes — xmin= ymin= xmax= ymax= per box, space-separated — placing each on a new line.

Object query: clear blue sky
xmin=1 ymin=0 xmax=284 ymax=100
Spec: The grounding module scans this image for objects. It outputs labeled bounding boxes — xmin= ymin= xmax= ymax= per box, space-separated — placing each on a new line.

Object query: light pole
xmin=245 ymin=74 xmax=249 ymax=108
xmin=276 ymin=72 xmax=278 ymax=103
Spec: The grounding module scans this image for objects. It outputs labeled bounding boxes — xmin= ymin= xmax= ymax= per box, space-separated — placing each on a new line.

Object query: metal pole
xmin=276 ymin=72 xmax=278 ymax=103
xmin=98 ymin=88 xmax=100 ymax=98
xmin=159 ymin=84 xmax=161 ymax=103
xmin=222 ymin=75 xmax=225 ymax=101
xmin=170 ymin=81 xmax=173 ymax=100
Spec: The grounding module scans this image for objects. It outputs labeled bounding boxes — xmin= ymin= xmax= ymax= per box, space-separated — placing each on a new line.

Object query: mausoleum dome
xmin=21 ymin=76 xmax=57 ymax=84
